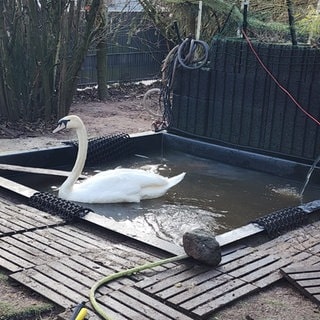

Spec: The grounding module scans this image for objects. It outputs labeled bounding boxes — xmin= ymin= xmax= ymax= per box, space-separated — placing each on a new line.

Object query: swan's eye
xmin=59 ymin=119 xmax=70 ymax=129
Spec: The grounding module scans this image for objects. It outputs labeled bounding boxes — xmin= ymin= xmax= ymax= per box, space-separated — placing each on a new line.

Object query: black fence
xmin=78 ymin=26 xmax=168 ymax=85
xmin=171 ymin=38 xmax=320 ymax=162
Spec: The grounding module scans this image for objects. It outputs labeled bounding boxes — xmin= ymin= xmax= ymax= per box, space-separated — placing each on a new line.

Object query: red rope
xmin=242 ymin=30 xmax=320 ymax=127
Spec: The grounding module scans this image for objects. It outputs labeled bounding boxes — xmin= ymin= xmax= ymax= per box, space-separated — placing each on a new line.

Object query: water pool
xmin=45 ymin=150 xmax=320 ymax=246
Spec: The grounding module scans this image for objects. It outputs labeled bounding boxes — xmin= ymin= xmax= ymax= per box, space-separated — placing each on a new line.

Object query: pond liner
xmin=163 ymin=132 xmax=317 ymax=181
xmin=1 ymin=131 xmax=320 ymax=254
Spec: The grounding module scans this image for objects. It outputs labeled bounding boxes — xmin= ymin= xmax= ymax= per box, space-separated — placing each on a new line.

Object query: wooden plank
xmin=179 ymin=278 xmax=248 ymax=310
xmin=0 ymin=237 xmax=49 ymax=266
xmin=121 ymin=286 xmax=195 ymax=320
xmin=0 ymin=209 xmax=40 ymax=230
xmin=84 ymin=249 xmax=143 ymax=272
xmin=98 ymin=294 xmax=150 ymax=320
xmin=248 ymin=270 xmax=283 ymax=289
xmin=35 ymin=264 xmax=90 ymax=298
xmin=0 ymin=163 xmax=86 ymax=178
xmin=192 ymin=283 xmax=258 ymax=317
xmin=146 ymin=269 xmax=221 ymax=299
xmin=58 ymin=224 xmax=115 ymax=249
xmin=305 ymin=287 xmax=320 ymax=295
xmin=11 ymin=232 xmax=65 ymax=257
xmin=59 ymin=256 xmax=126 ymax=293
xmin=16 ymin=204 xmax=63 ymax=224
xmin=289 ymin=271 xmax=320 ymax=280
xmin=283 ymin=265 xmax=320 ymax=275
xmin=108 ymin=243 xmax=169 ymax=268
xmin=58 ymin=255 xmax=135 ymax=292
xmin=154 ymin=268 xmax=222 ymax=300
xmin=241 ymin=256 xmax=290 ymax=284
xmin=33 ymin=228 xmax=87 ymax=252
xmin=109 ymin=287 xmax=194 ymax=320
xmin=26 ymin=269 xmax=85 ymax=305
xmin=168 ymin=274 xmax=233 ymax=305
xmin=217 ymin=251 xmax=268 ymax=273
xmin=281 ymin=264 xmax=320 ymax=305
xmin=30 ymin=230 xmax=81 ymax=256
xmin=229 ymin=254 xmax=280 ymax=278
xmin=0 ymin=246 xmax=34 ymax=271
xmin=0 ymin=255 xmax=22 ymax=272
xmin=297 ymin=279 xmax=320 ymax=287
xmin=48 ymin=227 xmax=99 ymax=251
xmin=111 ymin=290 xmax=176 ymax=320
xmin=135 ymin=263 xmax=194 ymax=290
xmin=216 ymin=223 xmax=264 ymax=246
xmin=219 ymin=246 xmax=255 ymax=265
xmin=0 ymin=218 xmax=16 ymax=234
xmin=11 ymin=271 xmax=75 ymax=309
xmin=142 ymin=265 xmax=212 ymax=295
xmin=0 ymin=176 xmax=36 ymax=197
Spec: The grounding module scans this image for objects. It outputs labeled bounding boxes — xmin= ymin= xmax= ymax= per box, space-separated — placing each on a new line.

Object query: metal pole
xmin=242 ymin=0 xmax=249 ymax=35
xmin=196 ymin=0 xmax=203 ymax=40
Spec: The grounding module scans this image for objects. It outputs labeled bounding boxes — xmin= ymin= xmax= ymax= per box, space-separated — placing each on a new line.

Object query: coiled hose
xmin=161 ymin=37 xmax=209 ymax=127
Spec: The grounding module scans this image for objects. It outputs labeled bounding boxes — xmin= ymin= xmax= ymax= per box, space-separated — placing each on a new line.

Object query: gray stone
xmin=183 ymin=228 xmax=221 ymax=266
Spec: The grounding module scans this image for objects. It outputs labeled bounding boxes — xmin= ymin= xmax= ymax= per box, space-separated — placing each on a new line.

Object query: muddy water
xmin=61 ymin=151 xmax=320 ymax=246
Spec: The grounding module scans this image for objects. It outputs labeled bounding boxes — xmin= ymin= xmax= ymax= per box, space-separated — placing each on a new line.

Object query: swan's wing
xmin=94 ymin=168 xmax=170 ymax=187
xmin=72 ymin=170 xmax=142 ymax=203
xmin=70 ymin=169 xmax=184 ymax=203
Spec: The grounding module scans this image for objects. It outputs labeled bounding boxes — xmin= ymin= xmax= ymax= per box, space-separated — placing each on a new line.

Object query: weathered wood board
xmin=0 ymin=194 xmax=319 ymax=319
xmin=281 ymin=264 xmax=320 ymax=305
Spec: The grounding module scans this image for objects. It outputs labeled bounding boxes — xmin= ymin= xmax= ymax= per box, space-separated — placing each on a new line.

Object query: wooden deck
xmin=0 ymin=194 xmax=320 ymax=319
xmin=281 ymin=264 xmax=320 ymax=305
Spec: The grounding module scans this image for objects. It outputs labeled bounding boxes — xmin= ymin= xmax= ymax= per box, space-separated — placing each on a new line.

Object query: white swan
xmin=53 ymin=115 xmax=185 ymax=203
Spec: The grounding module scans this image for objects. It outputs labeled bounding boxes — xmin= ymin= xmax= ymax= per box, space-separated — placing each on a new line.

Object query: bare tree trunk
xmin=0 ymin=0 xmax=104 ymax=122
xmin=0 ymin=0 xmax=20 ymax=120
xmin=286 ymin=0 xmax=298 ymax=45
xmin=96 ymin=1 xmax=108 ymax=101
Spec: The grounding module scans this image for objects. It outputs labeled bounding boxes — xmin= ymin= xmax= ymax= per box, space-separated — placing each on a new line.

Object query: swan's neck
xmin=59 ymin=124 xmax=88 ymax=197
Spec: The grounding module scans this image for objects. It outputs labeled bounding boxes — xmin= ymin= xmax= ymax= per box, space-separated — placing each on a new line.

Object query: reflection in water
xmin=63 ymin=151 xmax=320 ymax=246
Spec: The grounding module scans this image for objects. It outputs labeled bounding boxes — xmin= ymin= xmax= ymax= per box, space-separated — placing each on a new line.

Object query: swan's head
xmin=53 ymin=115 xmax=84 ymax=133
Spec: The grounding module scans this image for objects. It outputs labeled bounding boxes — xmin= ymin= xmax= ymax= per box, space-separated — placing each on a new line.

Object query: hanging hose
xmin=90 ymin=254 xmax=188 ymax=319
xmin=176 ymin=37 xmax=209 ymax=70
xmin=157 ymin=35 xmax=209 ymax=129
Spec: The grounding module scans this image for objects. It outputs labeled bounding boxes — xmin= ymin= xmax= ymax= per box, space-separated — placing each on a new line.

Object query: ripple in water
xmin=269 ymin=185 xmax=302 ymax=199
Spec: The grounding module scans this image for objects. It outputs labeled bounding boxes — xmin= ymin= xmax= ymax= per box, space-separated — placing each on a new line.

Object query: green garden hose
xmin=89 ymin=254 xmax=188 ymax=319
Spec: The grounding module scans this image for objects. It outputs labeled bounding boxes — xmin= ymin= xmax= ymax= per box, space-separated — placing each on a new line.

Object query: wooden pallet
xmin=281 ymin=264 xmax=320 ymax=305
xmin=0 ymin=198 xmax=63 ymax=237
xmin=1 ymin=195 xmax=320 ymax=319
xmin=136 ymin=246 xmax=282 ymax=318
xmin=10 ymin=243 xmax=191 ymax=320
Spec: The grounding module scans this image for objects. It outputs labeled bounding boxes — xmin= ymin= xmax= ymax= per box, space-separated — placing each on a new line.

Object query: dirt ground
xmin=0 ymin=83 xmax=320 ymax=319
xmin=0 ymin=83 xmax=157 ymax=153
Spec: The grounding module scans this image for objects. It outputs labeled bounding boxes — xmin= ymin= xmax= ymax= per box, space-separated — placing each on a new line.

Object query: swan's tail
xmin=167 ymin=172 xmax=186 ymax=189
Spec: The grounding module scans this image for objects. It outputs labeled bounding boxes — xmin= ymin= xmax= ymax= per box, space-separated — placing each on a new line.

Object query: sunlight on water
xmin=269 ymin=185 xmax=302 ymax=199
